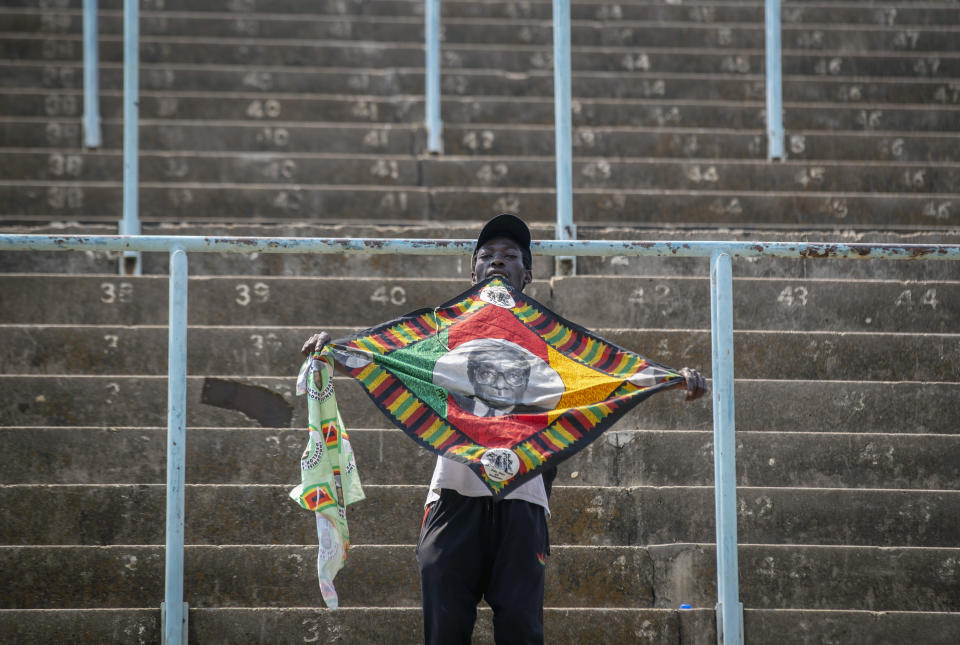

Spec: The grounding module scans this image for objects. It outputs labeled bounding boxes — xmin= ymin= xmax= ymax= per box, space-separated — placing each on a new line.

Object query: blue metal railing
xmin=424 ymin=0 xmax=443 ymax=154
xmin=552 ymin=0 xmax=576 ymax=275
xmin=82 ymin=0 xmax=101 ymax=149
xmin=765 ymin=0 xmax=784 ymax=159
xmin=2 ymin=234 xmax=958 ymax=645
xmin=121 ymin=0 xmax=142 ymax=274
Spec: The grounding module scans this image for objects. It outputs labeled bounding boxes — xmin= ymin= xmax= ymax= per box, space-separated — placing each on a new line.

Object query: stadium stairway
xmin=1 ymin=0 xmax=959 ymax=642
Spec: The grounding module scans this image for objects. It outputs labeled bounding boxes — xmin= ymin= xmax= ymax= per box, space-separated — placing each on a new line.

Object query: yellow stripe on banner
xmin=543 ymin=324 xmax=567 ymax=345
xmin=552 ymin=424 xmax=576 ymax=444
xmin=397 ymin=399 xmax=421 ymax=423
xmin=387 ymin=390 xmax=411 ymax=414
xmin=431 ymin=426 xmax=454 ymax=448
xmin=452 ymin=444 xmax=485 ymax=460
xmin=542 ymin=428 xmax=570 ymax=450
xmin=526 ymin=441 xmax=547 ymax=462
xmin=609 ymin=353 xmax=632 ymax=377
xmin=356 ymin=363 xmax=377 ymax=382
xmin=542 ymin=431 xmax=564 ymax=451
xmin=367 ymin=336 xmax=389 ymax=354
xmin=421 ymin=417 xmax=446 ymax=442
xmin=367 ymin=369 xmax=389 ymax=393
xmin=581 ymin=405 xmax=601 ymax=424
xmin=515 ymin=447 xmax=535 ymax=471
xmin=394 ymin=393 xmax=418 ymax=420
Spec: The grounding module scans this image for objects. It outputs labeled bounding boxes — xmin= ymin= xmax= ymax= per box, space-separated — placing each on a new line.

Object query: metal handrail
xmin=82 ymin=0 xmax=101 ymax=149
xmin=2 ymin=234 xmax=958 ymax=645
xmin=766 ymin=0 xmax=785 ymax=159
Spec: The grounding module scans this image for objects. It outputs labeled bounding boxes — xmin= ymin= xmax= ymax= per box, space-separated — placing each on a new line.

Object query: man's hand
xmin=679 ymin=367 xmax=708 ymax=401
xmin=301 ymin=331 xmax=331 ymax=358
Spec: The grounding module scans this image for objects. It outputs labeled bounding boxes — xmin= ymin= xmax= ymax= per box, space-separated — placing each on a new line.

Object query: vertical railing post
xmin=552 ymin=0 xmax=575 ymax=276
xmin=764 ymin=0 xmax=784 ymax=160
xmin=82 ymin=0 xmax=101 ymax=148
xmin=121 ymin=0 xmax=142 ymax=274
xmin=162 ymin=248 xmax=189 ymax=644
xmin=710 ymin=251 xmax=744 ymax=645
xmin=425 ymin=0 xmax=443 ymax=154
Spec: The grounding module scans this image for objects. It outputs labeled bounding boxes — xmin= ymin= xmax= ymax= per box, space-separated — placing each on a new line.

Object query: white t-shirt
xmin=425 ymin=456 xmax=550 ymax=516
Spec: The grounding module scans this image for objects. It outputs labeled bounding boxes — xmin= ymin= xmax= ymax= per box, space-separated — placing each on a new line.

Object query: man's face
xmin=472 ymin=236 xmax=531 ymax=292
xmin=468 ymin=350 xmax=531 ymax=409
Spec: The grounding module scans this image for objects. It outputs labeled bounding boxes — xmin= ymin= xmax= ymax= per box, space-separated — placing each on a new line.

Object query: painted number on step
xmin=236 ymin=282 xmax=270 ymax=306
xmin=246 ymin=99 xmax=281 ymax=119
xmin=922 ymin=201 xmax=952 ymax=220
xmin=370 ymin=285 xmax=407 ymax=307
xmin=895 ymin=289 xmax=939 ymax=310
xmin=628 ymin=284 xmax=671 ymax=305
xmin=302 ymin=616 xmax=321 ymax=643
xmin=777 ymin=286 xmax=808 ymax=307
xmin=101 ymin=282 xmax=134 ymax=304
xmin=47 ymin=154 xmax=83 ymax=177
xmin=256 ymin=127 xmax=289 ymax=148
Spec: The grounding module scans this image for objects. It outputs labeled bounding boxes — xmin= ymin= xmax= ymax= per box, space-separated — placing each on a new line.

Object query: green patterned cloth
xmin=289 ymin=349 xmax=365 ymax=609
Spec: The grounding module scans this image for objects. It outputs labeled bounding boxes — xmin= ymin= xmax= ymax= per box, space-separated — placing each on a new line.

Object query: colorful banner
xmin=289 ymin=352 xmax=365 ymax=609
xmin=328 ymin=277 xmax=684 ymax=498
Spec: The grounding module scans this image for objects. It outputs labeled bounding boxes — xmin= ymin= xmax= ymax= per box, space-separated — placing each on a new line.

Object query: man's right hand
xmin=301 ymin=331 xmax=331 ymax=357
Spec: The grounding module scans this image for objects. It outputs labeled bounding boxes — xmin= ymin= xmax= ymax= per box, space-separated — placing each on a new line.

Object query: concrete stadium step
xmin=7 ymin=426 xmax=960 ymax=491
xmin=8 ymin=61 xmax=960 ymax=107
xmin=4 ymin=607 xmax=960 ymax=645
xmin=8 ymin=35 xmax=960 ymax=77
xmin=0 ymin=151 xmax=421 ymax=186
xmin=10 ymin=0 xmax=960 ymax=27
xmin=419 ymin=156 xmax=960 ymax=193
xmin=1 ymin=275 xmax=956 ymax=333
xmin=9 ymin=10 xmax=960 ymax=53
xmin=6 ymin=151 xmax=960 ymax=195
xmin=6 ymin=118 xmax=960 ymax=166
xmin=3 ymin=181 xmax=958 ymax=226
xmin=4 ymin=543 xmax=960 ymax=611
xmin=4 ymin=483 xmax=960 ymax=548
xmin=0 ymin=606 xmax=724 ymax=645
xmin=3 ymin=375 xmax=957 ymax=434
xmin=2 ymin=222 xmax=957 ymax=281
xmin=6 ymin=91 xmax=959 ymax=135
xmin=0 ymin=543 xmax=663 ymax=609
xmin=3 ymin=325 xmax=957 ymax=382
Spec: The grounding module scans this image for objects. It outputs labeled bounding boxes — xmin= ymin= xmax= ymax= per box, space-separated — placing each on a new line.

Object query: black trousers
xmin=416 ymin=490 xmax=549 ymax=645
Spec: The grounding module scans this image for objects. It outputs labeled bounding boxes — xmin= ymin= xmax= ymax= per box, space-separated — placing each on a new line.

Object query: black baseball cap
xmin=474 ymin=213 xmax=531 ymax=255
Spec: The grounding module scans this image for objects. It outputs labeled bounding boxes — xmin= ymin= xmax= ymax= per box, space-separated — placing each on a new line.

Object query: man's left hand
xmin=679 ymin=367 xmax=708 ymax=401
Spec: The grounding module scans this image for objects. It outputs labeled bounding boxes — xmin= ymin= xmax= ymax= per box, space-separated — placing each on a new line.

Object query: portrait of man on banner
xmin=433 ymin=338 xmax=564 ymax=418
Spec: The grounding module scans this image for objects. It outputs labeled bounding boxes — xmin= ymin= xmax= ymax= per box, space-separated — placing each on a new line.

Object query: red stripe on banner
xmin=531 ymin=436 xmax=556 ymax=459
xmin=556 ymin=416 xmax=583 ymax=440
xmin=592 ymin=343 xmax=616 ymax=370
xmin=370 ymin=373 xmax=397 ymax=399
xmin=434 ymin=433 xmax=462 ymax=452
xmin=568 ymin=407 xmax=594 ymax=434
xmin=556 ymin=329 xmax=582 ymax=354
xmin=384 ymin=327 xmax=407 ymax=348
xmin=537 ymin=318 xmax=559 ymax=338
xmin=405 ymin=405 xmax=434 ymax=433
xmin=375 ymin=330 xmax=401 ymax=351
xmin=409 ymin=316 xmax=433 ymax=338
xmin=379 ymin=381 xmax=406 ymax=409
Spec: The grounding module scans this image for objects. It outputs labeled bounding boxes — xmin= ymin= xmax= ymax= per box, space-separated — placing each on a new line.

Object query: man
xmin=302 ymin=214 xmax=707 ymax=644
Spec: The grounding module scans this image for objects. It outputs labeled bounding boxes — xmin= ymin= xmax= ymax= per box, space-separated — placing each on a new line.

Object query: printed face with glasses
xmin=466 ymin=348 xmax=532 ymax=410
